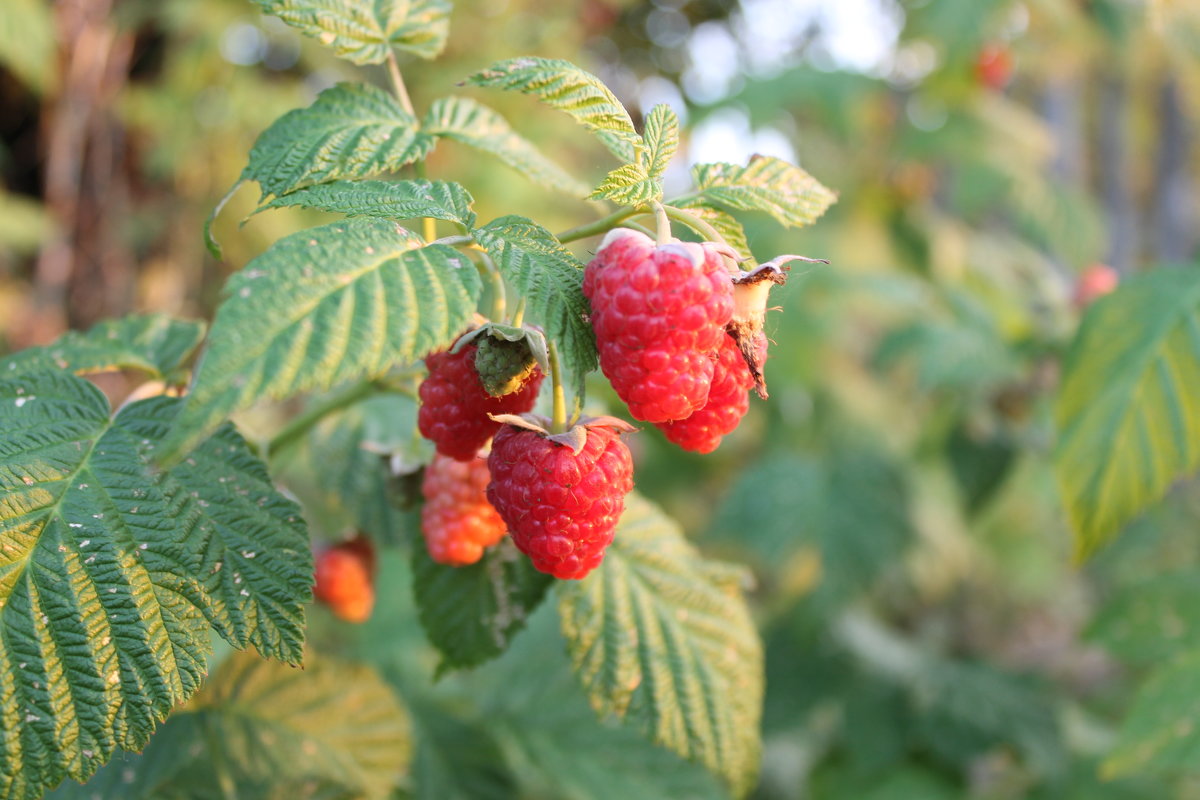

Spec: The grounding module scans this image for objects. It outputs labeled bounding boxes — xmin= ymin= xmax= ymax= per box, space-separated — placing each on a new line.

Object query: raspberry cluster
xmin=412 ymin=229 xmax=796 ymax=581
xmin=420 ymin=452 xmax=507 ymax=566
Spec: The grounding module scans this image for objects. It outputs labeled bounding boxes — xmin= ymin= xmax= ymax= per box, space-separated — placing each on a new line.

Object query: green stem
xmin=547 ymin=340 xmax=567 ymax=433
xmin=267 ymin=379 xmax=382 ymax=457
xmin=479 ymin=251 xmax=506 ymax=321
xmin=662 ymin=205 xmax=727 ymax=247
xmin=556 ymin=206 xmax=644 ymax=243
xmin=432 ymin=234 xmax=475 ymax=248
xmin=651 ymin=200 xmax=672 ymax=245
xmin=510 ymin=297 xmax=526 ymax=329
xmin=385 ymin=50 xmax=416 ymax=117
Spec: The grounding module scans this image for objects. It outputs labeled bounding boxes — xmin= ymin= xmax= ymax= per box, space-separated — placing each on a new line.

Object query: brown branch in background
xmin=22 ymin=0 xmax=133 ymax=348
xmin=1097 ymin=73 xmax=1137 ymax=275
xmin=1152 ymin=77 xmax=1193 ymax=264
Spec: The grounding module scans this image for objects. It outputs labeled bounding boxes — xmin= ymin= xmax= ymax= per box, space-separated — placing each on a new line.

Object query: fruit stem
xmin=662 ymin=205 xmax=729 ymax=250
xmin=385 ymin=50 xmax=416 ymax=117
xmin=556 ymin=207 xmax=643 ymax=243
xmin=510 ymin=297 xmax=526 ymax=328
xmin=266 ymin=378 xmax=388 ymax=457
xmin=547 ymin=340 xmax=568 ymax=433
xmin=651 ymin=200 xmax=672 ymax=245
xmin=478 ymin=251 xmax=506 ymax=320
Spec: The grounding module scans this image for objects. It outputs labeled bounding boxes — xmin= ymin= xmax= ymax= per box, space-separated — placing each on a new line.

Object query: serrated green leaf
xmin=709 ymin=448 xmax=913 ymax=607
xmin=0 ymin=314 xmax=206 ymax=383
xmin=257 ymin=179 xmax=476 ymax=229
xmin=273 ymin=392 xmax=415 ymax=542
xmin=161 ymin=218 xmax=482 ymax=462
xmin=912 ymin=659 xmax=1064 ymax=776
xmin=408 ymin=699 xmax=516 ymax=800
xmin=1103 ymin=648 xmax=1200 ymax=779
xmin=465 ymin=57 xmax=642 ymax=162
xmin=473 ymin=216 xmax=597 ymax=393
xmin=1055 ymin=268 xmax=1200 ymax=560
xmin=692 ymin=155 xmax=836 ymax=229
xmin=0 ymin=370 xmax=311 ymax=800
xmin=253 ymin=0 xmax=451 ymax=62
xmin=48 ymin=651 xmax=410 ymax=799
xmin=424 ymin=96 xmax=590 ymax=198
xmin=243 ymin=83 xmax=431 ymax=199
xmin=412 ymin=538 xmax=553 ymax=673
xmin=589 ymin=162 xmax=659 ymax=206
xmin=475 ymin=605 xmax=727 ymax=800
xmin=0 ymin=0 xmax=55 ymax=93
xmin=672 ymin=200 xmax=752 ymax=259
xmin=557 ymin=493 xmax=763 ymax=796
xmin=642 ymin=104 xmax=679 ymax=181
xmin=1088 ymin=571 xmax=1200 ymax=665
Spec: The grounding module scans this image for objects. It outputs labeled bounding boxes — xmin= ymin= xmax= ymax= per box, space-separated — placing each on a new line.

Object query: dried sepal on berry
xmin=728 ymin=254 xmax=826 ymax=398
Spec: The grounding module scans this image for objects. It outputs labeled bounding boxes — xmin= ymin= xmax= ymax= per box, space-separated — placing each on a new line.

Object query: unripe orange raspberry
xmin=313 ymin=538 xmax=375 ymax=623
xmin=421 ymin=452 xmax=507 ymax=566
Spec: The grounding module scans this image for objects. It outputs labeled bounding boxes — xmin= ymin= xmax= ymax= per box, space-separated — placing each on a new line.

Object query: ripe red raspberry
xmin=486 ymin=416 xmax=635 ymax=580
xmin=418 ymin=339 xmax=544 ymax=460
xmin=421 ymin=452 xmax=507 ymax=566
xmin=583 ymin=228 xmax=734 ymax=423
xmin=314 ymin=537 xmax=375 ymax=623
xmin=655 ymin=333 xmax=758 ymax=453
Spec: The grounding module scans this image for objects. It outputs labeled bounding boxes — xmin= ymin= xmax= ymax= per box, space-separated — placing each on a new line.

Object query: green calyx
xmin=476 ymin=335 xmax=539 ymax=396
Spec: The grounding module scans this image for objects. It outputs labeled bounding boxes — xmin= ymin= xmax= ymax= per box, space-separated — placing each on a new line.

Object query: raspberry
xmin=655 ymin=333 xmax=757 ymax=453
xmin=314 ymin=538 xmax=375 ymax=623
xmin=418 ymin=339 xmax=544 ymax=460
xmin=420 ymin=452 xmax=507 ymax=566
xmin=583 ymin=228 xmax=734 ymax=423
xmin=486 ymin=416 xmax=635 ymax=580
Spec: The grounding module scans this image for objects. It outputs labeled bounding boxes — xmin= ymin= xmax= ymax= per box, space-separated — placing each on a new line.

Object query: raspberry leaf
xmin=473 ymin=216 xmax=598 ymax=393
xmin=423 ymin=96 xmax=590 ymax=197
xmin=1055 ymin=268 xmax=1200 ymax=560
xmin=692 ymin=155 xmax=836 ymax=229
xmin=589 ymin=162 xmax=659 ymax=206
xmin=46 ymin=651 xmax=410 ymax=799
xmin=0 ymin=313 xmax=205 ymax=383
xmin=1102 ymin=649 xmax=1200 ymax=781
xmin=242 ymin=83 xmax=432 ymax=200
xmin=642 ymin=104 xmax=679 ymax=181
xmin=465 ymin=57 xmax=642 ymax=162
xmin=255 ymin=179 xmax=477 ymax=229
xmin=0 ymin=370 xmax=311 ymax=800
xmin=469 ymin=606 xmax=728 ymax=800
xmin=412 ymin=538 xmax=554 ymax=674
xmin=161 ymin=218 xmax=482 ymax=462
xmin=253 ymin=0 xmax=450 ymax=62
xmin=557 ymin=493 xmax=763 ymax=797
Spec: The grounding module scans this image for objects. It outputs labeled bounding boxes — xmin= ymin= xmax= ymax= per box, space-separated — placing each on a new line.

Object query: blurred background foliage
xmin=7 ymin=0 xmax=1200 ymax=797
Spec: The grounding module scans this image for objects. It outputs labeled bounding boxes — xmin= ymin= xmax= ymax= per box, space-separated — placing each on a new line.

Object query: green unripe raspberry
xmin=475 ymin=336 xmax=538 ymax=397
